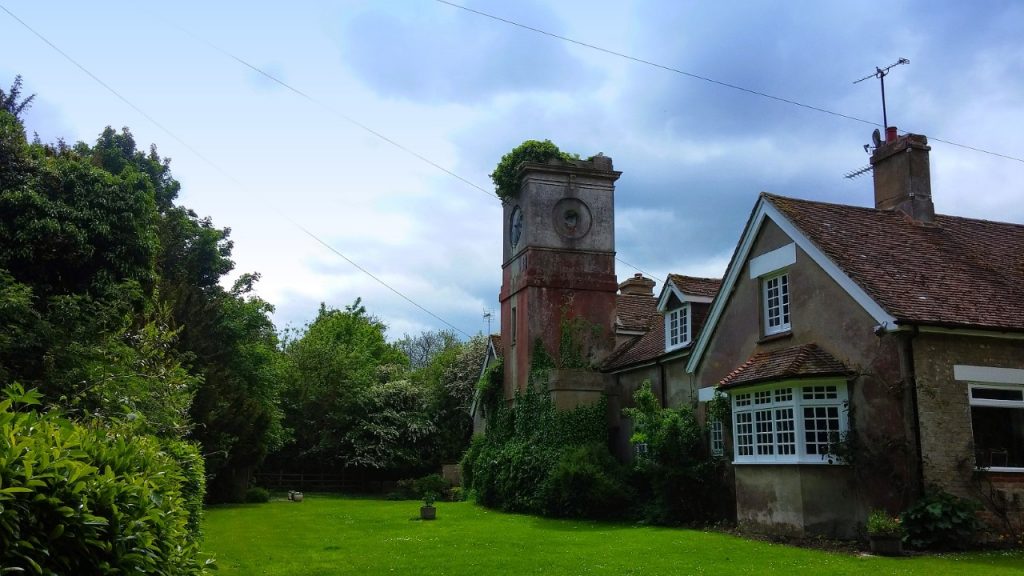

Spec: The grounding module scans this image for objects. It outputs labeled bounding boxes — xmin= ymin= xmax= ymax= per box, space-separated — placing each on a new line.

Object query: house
xmin=471 ymin=334 xmax=502 ymax=435
xmin=686 ymin=131 xmax=1024 ymax=537
xmin=494 ymin=133 xmax=1023 ymax=538
xmin=602 ymin=273 xmax=721 ymax=460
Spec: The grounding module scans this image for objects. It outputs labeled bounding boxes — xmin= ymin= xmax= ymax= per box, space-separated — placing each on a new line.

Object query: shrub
xmin=901 ymin=490 xmax=982 ymax=549
xmin=866 ymin=509 xmax=904 ymax=537
xmin=542 ymin=443 xmax=629 ymax=519
xmin=245 ymin=487 xmax=272 ymax=503
xmin=624 ymin=381 xmax=731 ymax=524
xmin=162 ymin=439 xmax=206 ymax=541
xmin=0 ymin=385 xmax=209 ymax=575
xmin=464 ymin=379 xmax=609 ymax=515
xmin=460 ymin=434 xmax=486 ymax=489
xmin=490 ymin=140 xmax=579 ymax=201
xmin=449 ymin=487 xmax=466 ymax=502
xmin=415 ymin=473 xmax=450 ymax=500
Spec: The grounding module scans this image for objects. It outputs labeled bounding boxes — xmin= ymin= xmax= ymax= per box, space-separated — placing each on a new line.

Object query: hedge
xmin=0 ymin=386 xmax=209 ymax=575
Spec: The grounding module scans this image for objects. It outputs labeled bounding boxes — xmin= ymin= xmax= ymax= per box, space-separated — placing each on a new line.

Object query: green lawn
xmin=203 ymin=495 xmax=1024 ymax=575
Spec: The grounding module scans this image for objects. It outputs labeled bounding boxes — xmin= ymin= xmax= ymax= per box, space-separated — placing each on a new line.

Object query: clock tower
xmin=499 ymin=155 xmax=620 ymax=407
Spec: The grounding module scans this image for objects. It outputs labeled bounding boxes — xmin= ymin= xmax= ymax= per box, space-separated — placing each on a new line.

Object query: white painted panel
xmin=954 ymin=365 xmax=1024 ymax=385
xmin=749 ymin=243 xmax=796 ymax=279
xmin=698 ymin=387 xmax=717 ymax=402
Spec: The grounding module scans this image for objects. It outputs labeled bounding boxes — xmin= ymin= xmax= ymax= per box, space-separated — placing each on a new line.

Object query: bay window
xmin=730 ymin=380 xmax=848 ymax=464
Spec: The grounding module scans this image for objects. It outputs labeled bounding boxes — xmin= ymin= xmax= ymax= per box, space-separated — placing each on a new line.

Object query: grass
xmin=203 ymin=495 xmax=1024 ymax=576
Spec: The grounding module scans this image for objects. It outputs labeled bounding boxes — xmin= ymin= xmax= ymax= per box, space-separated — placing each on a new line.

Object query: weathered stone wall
xmin=912 ymin=332 xmax=1024 ymax=533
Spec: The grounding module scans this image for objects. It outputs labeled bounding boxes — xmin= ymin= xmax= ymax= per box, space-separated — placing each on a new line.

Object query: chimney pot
xmin=870 ymin=132 xmax=934 ymax=223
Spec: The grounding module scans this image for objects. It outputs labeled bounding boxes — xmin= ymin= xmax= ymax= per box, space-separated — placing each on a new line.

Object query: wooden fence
xmin=253 ymin=471 xmax=385 ymax=493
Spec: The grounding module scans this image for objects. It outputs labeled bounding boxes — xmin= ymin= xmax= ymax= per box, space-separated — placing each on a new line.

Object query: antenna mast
xmin=853 ymin=58 xmax=909 ymax=130
xmin=482 ymin=308 xmax=493 ymax=335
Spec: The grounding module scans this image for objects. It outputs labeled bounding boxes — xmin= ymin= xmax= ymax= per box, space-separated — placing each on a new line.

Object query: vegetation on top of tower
xmin=490 ymin=139 xmax=579 ymax=202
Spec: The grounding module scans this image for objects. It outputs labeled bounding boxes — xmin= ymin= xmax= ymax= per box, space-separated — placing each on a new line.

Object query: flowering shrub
xmin=866 ymin=510 xmax=904 ymax=537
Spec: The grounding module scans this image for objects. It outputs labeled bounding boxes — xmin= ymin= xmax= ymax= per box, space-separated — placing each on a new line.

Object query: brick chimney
xmin=618 ymin=273 xmax=655 ymax=296
xmin=870 ymin=131 xmax=934 ymax=223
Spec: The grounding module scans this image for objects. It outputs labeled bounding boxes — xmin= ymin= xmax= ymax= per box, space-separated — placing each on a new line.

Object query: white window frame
xmin=710 ymin=419 xmax=724 ymax=457
xmin=956 ymin=365 xmax=1024 ymax=473
xmin=665 ymin=304 xmax=691 ymax=352
xmin=762 ymin=272 xmax=791 ymax=336
xmin=730 ymin=379 xmax=848 ymax=465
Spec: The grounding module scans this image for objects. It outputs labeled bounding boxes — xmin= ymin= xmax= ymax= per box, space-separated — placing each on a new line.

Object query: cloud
xmin=335 ymin=1 xmax=602 ymax=104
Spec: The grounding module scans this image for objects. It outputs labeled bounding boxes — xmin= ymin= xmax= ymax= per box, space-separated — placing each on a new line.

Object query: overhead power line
xmin=152 ymin=15 xmax=657 ymax=279
xmin=435 ymin=0 xmax=1024 ymax=165
xmin=0 ymin=2 xmax=474 ymax=338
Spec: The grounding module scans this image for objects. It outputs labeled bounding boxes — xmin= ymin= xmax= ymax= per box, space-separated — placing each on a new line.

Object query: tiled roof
xmin=667 ymin=274 xmax=722 ymax=298
xmin=765 ymin=193 xmax=1024 ymax=331
xmin=616 ymin=293 xmax=658 ymax=332
xmin=602 ymin=314 xmax=665 ymax=371
xmin=719 ymin=344 xmax=850 ymax=388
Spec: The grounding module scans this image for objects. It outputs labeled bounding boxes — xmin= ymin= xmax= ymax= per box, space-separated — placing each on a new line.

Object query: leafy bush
xmin=415 ymin=473 xmax=450 ymax=500
xmin=490 ymin=140 xmax=579 ymax=201
xmin=460 ymin=434 xmax=486 ymax=489
xmin=0 ymin=385 xmax=209 ymax=575
xmin=901 ymin=490 xmax=982 ymax=549
xmin=543 ymin=443 xmax=630 ymax=519
xmin=624 ymin=381 xmax=731 ymax=524
xmin=463 ymin=378 xmax=609 ymax=515
xmin=866 ymin=509 xmax=904 ymax=537
xmin=449 ymin=487 xmax=466 ymax=502
xmin=162 ymin=438 xmax=206 ymax=540
xmin=476 ymin=359 xmax=504 ymax=422
xmin=245 ymin=487 xmax=271 ymax=503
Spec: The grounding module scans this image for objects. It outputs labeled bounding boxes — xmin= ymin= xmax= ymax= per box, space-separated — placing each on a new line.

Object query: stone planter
xmin=420 ymin=505 xmax=436 ymax=520
xmin=288 ymin=491 xmax=304 ymax=502
xmin=868 ymin=535 xmax=903 ymax=556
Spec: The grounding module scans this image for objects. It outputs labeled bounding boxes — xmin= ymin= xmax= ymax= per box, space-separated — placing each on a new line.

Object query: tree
xmin=275 ymin=300 xmax=407 ymax=471
xmin=0 ymin=75 xmax=35 ymax=119
xmin=394 ymin=329 xmax=459 ymax=369
xmin=0 ymin=92 xmax=286 ymax=502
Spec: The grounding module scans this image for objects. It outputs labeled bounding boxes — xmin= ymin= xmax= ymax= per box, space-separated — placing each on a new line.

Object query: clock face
xmin=510 ymin=206 xmax=524 ymax=248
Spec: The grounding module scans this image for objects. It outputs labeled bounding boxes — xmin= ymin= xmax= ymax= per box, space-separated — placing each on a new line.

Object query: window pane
xmin=775 ymin=408 xmax=796 ymax=455
xmin=736 ymin=412 xmax=754 ymax=456
xmin=803 ymin=405 xmax=840 ymax=456
xmin=972 ymin=406 xmax=1024 ymax=468
xmin=972 ymin=388 xmax=1024 ymax=402
xmin=755 ymin=410 xmax=774 ymax=455
xmin=710 ymin=420 xmax=724 ymax=457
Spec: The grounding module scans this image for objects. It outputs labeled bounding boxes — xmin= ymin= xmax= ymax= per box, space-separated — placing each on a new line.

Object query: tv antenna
xmin=482 ymin=308 xmax=493 ymax=335
xmin=854 ymin=58 xmax=909 ymax=130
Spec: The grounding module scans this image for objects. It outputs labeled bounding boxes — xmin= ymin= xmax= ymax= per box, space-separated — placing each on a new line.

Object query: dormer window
xmin=762 ymin=272 xmax=790 ymax=335
xmin=749 ymin=243 xmax=796 ymax=337
xmin=665 ymin=304 xmax=691 ymax=351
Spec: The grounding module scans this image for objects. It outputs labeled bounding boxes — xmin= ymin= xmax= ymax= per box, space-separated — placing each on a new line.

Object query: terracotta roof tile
xmin=719 ymin=344 xmax=850 ymax=388
xmin=616 ymin=293 xmax=658 ymax=332
xmin=667 ymin=274 xmax=722 ymax=298
xmin=602 ymin=302 xmax=716 ymax=371
xmin=602 ymin=314 xmax=665 ymax=371
xmin=765 ymin=193 xmax=1024 ymax=331
xmin=489 ymin=334 xmax=503 ymax=359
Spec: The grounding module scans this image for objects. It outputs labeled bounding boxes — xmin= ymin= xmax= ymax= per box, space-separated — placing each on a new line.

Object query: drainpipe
xmin=659 ymin=360 xmax=668 ymax=408
xmin=899 ymin=326 xmax=925 ymax=498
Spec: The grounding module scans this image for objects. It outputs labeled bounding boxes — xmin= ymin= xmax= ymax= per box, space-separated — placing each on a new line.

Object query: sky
xmin=2 ymin=0 xmax=1022 ymax=340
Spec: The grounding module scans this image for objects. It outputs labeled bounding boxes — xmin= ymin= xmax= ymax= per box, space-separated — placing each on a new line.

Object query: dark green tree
xmin=275 ymin=300 xmax=407 ymax=471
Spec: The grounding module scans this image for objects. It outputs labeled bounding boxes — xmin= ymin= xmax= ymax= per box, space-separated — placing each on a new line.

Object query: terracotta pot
xmin=869 ymin=535 xmax=902 ymax=556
